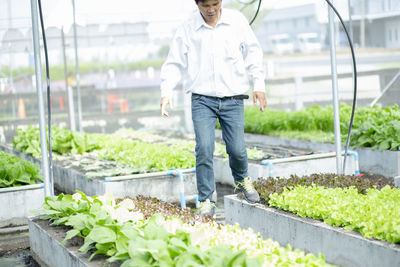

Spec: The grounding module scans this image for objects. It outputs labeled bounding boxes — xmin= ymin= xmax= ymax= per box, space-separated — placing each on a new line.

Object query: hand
xmin=253 ymin=91 xmax=267 ymax=112
xmin=160 ymin=96 xmax=173 ymax=117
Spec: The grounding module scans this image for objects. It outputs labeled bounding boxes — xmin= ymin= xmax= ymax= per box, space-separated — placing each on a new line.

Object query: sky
xmin=0 ymin=0 xmax=349 ymax=38
xmin=1 ymin=0 xmax=197 ymax=29
xmin=0 ymin=0 xmax=197 ymax=40
xmin=0 ymin=0 xmax=330 ymax=28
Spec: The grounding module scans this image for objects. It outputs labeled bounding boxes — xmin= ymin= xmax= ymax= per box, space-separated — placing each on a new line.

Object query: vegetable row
xmin=243 ymin=104 xmax=400 ymax=151
xmin=12 ymin=126 xmax=265 ymax=177
xmin=37 ymin=191 xmax=333 ymax=266
xmin=254 ymin=173 xmax=400 ymax=244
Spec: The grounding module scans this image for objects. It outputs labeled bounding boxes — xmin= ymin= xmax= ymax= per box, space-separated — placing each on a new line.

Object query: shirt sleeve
xmin=160 ymin=26 xmax=188 ymax=98
xmin=240 ymin=16 xmax=266 ymax=93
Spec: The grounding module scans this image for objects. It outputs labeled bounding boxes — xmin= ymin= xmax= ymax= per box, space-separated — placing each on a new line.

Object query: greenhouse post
xmin=30 ymin=0 xmax=53 ymax=197
xmin=327 ymin=0 xmax=342 ymax=174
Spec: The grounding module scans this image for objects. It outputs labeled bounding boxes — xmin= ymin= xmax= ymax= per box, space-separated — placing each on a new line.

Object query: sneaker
xmin=198 ymin=199 xmax=216 ymax=217
xmin=235 ymin=177 xmax=260 ymax=204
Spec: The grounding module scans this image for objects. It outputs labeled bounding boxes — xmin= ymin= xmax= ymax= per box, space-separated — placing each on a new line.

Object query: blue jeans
xmin=191 ymin=94 xmax=248 ymax=203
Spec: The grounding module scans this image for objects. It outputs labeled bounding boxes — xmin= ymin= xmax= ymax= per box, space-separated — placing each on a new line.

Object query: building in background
xmin=350 ymin=0 xmax=400 ymax=48
xmin=0 ymin=21 xmax=150 ymax=67
xmin=256 ymin=3 xmax=325 ymax=54
xmin=256 ymin=0 xmax=400 ymax=54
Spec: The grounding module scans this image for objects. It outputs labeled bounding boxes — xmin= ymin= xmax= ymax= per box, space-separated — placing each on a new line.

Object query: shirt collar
xmin=193 ymin=8 xmax=231 ymax=31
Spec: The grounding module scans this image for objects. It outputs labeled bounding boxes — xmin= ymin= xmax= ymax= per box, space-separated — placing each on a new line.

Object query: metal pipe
xmin=72 ymin=0 xmax=83 ymax=131
xmin=7 ymin=0 xmax=17 ymax=119
xmin=328 ymin=0 xmax=343 ymax=175
xmin=262 ymin=152 xmax=337 ymax=164
xmin=260 ymin=160 xmax=274 ymax=177
xmin=104 ymin=167 xmax=195 ymax=182
xmin=61 ymin=27 xmax=76 ymax=131
xmin=360 ymin=0 xmax=366 ymax=48
xmin=167 ymin=168 xmax=197 ymax=209
xmin=261 ymin=152 xmax=338 ymax=178
xmin=347 ymin=0 xmax=353 ymax=42
xmin=105 ymin=167 xmax=199 ymax=208
xmin=370 ymin=70 xmax=400 ymax=107
xmin=104 ymin=170 xmax=172 ymax=182
xmin=30 ymin=0 xmax=53 ymax=197
xmin=261 ymin=151 xmax=359 ymax=176
xmin=171 ymin=171 xmax=187 ymax=208
xmin=345 ymin=150 xmax=359 ymax=175
xmin=294 ymin=76 xmax=303 ymax=111
xmin=0 ymin=183 xmax=44 ymax=193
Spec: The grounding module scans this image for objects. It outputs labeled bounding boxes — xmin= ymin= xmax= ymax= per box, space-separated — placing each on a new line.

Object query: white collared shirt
xmin=160 ymin=8 xmax=265 ymax=98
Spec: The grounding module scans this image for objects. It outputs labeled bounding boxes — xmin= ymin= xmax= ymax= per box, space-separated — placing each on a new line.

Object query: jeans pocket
xmin=233 ymin=98 xmax=244 ymax=105
xmin=191 ymin=94 xmax=203 ymax=101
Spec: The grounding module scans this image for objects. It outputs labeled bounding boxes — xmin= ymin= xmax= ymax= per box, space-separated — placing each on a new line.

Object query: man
xmin=160 ymin=0 xmax=267 ymax=216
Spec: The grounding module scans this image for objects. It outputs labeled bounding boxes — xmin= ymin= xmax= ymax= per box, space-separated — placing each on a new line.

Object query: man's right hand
xmin=160 ymin=96 xmax=173 ymax=117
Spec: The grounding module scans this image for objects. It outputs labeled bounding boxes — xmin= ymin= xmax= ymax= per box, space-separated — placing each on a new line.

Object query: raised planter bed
xmin=0 ymin=144 xmax=198 ymax=206
xmin=214 ymin=153 xmax=358 ymax=185
xmin=134 ymin=129 xmax=358 ymax=185
xmin=30 ymin=191 xmax=336 ymax=267
xmin=29 ymin=217 xmax=115 ymax=267
xmin=0 ymin=184 xmax=44 ymax=228
xmin=235 ymin=131 xmax=400 ymax=179
xmin=213 ymin=132 xmax=358 ymax=185
xmin=224 ymin=194 xmax=400 ymax=267
xmin=354 ymin=146 xmax=400 ymax=178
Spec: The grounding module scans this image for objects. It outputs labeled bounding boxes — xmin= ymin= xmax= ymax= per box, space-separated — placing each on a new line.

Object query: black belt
xmin=192 ymin=93 xmax=249 ymax=100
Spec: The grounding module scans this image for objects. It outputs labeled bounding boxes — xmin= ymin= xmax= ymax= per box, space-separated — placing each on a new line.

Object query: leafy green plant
xmin=114 ymin=128 xmax=265 ymax=160
xmin=350 ymin=106 xmax=400 ymax=150
xmin=254 ymin=173 xmax=393 ymax=204
xmin=13 ymin=126 xmax=100 ymax=158
xmin=13 ymin=127 xmax=41 ymax=158
xmin=12 ymin=126 xmax=197 ymax=172
xmin=269 ymin=185 xmax=400 ymax=244
xmin=38 ymin=192 xmax=263 ymax=266
xmin=253 ymin=173 xmax=399 ymax=244
xmin=0 ymin=151 xmax=43 ymax=188
xmin=97 ymin=137 xmax=196 ymax=171
xmin=242 ymin=104 xmax=400 ymax=151
xmin=37 ymin=191 xmax=334 ymax=266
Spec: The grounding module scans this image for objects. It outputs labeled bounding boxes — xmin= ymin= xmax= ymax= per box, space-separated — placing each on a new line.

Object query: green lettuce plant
xmin=37 ymin=191 xmax=334 ymax=266
xmin=13 ymin=125 xmax=100 ymax=158
xmin=0 ymin=150 xmax=43 ymax=188
xmin=269 ymin=185 xmax=400 ymax=244
xmin=254 ymin=173 xmax=393 ymax=204
xmin=242 ymin=104 xmax=400 ymax=151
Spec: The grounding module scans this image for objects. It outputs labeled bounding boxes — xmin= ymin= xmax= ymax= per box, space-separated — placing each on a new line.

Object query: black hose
xmin=236 ymin=0 xmax=262 ymax=26
xmin=37 ymin=0 xmax=54 ymax=192
xmin=249 ymin=0 xmax=262 ymax=25
xmin=325 ymin=0 xmax=357 ymax=174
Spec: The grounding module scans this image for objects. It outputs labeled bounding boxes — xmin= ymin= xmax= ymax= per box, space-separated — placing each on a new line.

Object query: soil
xmin=359 ymin=172 xmax=394 ymax=185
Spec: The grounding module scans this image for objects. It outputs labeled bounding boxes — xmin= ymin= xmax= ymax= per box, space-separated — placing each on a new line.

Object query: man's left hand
xmin=253 ymin=91 xmax=267 ymax=112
